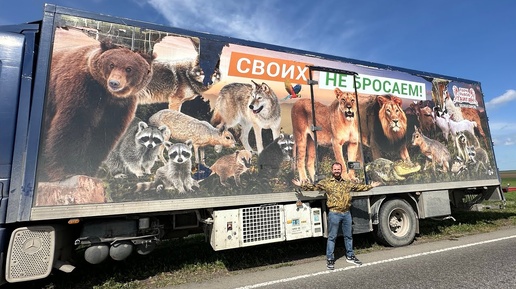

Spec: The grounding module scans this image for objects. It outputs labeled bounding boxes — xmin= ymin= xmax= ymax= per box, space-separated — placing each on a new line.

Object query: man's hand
xmin=370 ymin=181 xmax=381 ymax=187
xmin=292 ymin=178 xmax=302 ymax=187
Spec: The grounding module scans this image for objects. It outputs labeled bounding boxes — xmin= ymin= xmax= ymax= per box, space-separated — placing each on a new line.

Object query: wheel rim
xmin=388 ymin=208 xmax=409 ymax=237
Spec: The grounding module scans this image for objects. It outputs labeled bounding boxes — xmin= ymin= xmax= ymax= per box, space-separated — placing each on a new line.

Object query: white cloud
xmin=144 ymin=0 xmax=283 ymax=43
xmin=485 ymin=121 xmax=516 ymax=148
xmin=492 ymin=134 xmax=516 ymax=146
xmin=486 ymin=89 xmax=516 ymax=109
xmin=142 ymin=0 xmax=363 ymax=56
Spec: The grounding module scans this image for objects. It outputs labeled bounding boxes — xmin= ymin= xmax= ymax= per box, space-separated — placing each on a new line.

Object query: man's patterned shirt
xmin=300 ymin=177 xmax=373 ymax=212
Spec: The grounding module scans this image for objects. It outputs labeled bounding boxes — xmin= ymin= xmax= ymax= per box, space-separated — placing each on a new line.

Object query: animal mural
xmin=137 ymin=37 xmax=222 ymax=111
xmin=356 ymin=85 xmax=493 ymax=184
xmin=149 ymin=109 xmax=236 ymax=165
xmin=466 ymin=145 xmax=493 ymax=175
xmin=431 ymin=81 xmax=494 ymax=174
xmin=360 ymin=94 xmax=411 ymax=164
xmin=365 ymin=158 xmax=420 ymax=185
xmin=209 ymin=150 xmax=253 ymax=186
xmin=283 ymin=79 xmax=302 ymax=100
xmin=101 ymin=118 xmax=169 ymax=178
xmin=291 ymin=88 xmax=360 ymax=182
xmin=136 ymin=140 xmax=199 ymax=194
xmin=39 ymin=40 xmax=155 ymax=182
xmin=33 ymin=14 xmax=498 ymax=207
xmin=258 ymin=133 xmax=295 ymax=179
xmin=411 ymin=126 xmax=451 ymax=172
xmin=211 ymin=80 xmax=282 ymax=153
xmin=433 ymin=109 xmax=452 ymax=142
xmin=442 ymin=85 xmax=488 ymax=147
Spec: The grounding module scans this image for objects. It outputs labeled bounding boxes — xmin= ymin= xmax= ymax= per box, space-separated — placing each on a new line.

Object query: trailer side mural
xmin=34 ymin=13 xmax=497 ymax=207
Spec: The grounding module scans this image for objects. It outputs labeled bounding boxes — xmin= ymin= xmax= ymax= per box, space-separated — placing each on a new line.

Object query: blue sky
xmin=2 ymin=0 xmax=515 ymax=171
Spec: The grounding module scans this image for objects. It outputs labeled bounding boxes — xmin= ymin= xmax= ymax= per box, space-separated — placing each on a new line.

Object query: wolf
xmin=411 ymin=126 xmax=451 ymax=172
xmin=136 ymin=140 xmax=199 ymax=194
xmin=137 ymin=38 xmax=221 ymax=111
xmin=209 ymin=150 xmax=253 ymax=186
xmin=102 ymin=118 xmax=169 ymax=178
xmin=258 ymin=133 xmax=295 ymax=178
xmin=291 ymin=88 xmax=360 ymax=181
xmin=211 ymin=80 xmax=281 ymax=153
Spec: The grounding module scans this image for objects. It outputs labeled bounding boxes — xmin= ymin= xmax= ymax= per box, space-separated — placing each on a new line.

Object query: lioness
xmin=361 ymin=94 xmax=411 ymax=163
xmin=291 ymin=88 xmax=360 ymax=181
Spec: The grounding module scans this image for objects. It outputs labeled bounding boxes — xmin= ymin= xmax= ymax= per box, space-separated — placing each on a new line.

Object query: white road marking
xmin=235 ymin=234 xmax=516 ymax=289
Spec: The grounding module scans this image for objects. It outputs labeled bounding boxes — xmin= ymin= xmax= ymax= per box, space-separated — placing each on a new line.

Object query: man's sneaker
xmin=326 ymin=259 xmax=335 ymax=270
xmin=346 ymin=255 xmax=362 ymax=266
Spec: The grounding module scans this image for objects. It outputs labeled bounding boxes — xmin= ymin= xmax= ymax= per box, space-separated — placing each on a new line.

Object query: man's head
xmin=331 ymin=162 xmax=343 ymax=179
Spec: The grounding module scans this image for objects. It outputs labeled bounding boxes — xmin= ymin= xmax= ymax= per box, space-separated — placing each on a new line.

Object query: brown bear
xmin=39 ymin=40 xmax=155 ymax=181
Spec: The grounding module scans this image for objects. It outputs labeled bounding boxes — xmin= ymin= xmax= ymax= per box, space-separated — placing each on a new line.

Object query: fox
xmin=209 ymin=150 xmax=253 ymax=186
xmin=211 ymin=80 xmax=281 ymax=153
xmin=102 ymin=118 xmax=169 ymax=178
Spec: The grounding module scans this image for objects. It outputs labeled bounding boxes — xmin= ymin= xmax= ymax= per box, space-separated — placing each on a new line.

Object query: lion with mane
xmin=360 ymin=94 xmax=411 ymax=163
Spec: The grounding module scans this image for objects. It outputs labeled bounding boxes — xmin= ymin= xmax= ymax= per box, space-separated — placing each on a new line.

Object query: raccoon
xmin=136 ymin=140 xmax=199 ymax=194
xmin=466 ymin=145 xmax=493 ymax=175
xmin=455 ymin=130 xmax=480 ymax=163
xmin=102 ymin=118 xmax=169 ymax=178
xmin=451 ymin=157 xmax=468 ymax=176
xmin=210 ymin=150 xmax=253 ymax=186
xmin=257 ymin=133 xmax=295 ymax=178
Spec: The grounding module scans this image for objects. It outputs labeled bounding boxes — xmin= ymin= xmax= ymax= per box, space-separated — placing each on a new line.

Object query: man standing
xmin=292 ymin=162 xmax=379 ymax=270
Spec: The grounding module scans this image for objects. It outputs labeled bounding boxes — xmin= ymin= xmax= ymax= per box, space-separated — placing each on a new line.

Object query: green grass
xmin=13 ymin=190 xmax=516 ymax=289
xmin=501 ymin=178 xmax=516 ymax=188
xmin=500 ymin=171 xmax=516 ymax=187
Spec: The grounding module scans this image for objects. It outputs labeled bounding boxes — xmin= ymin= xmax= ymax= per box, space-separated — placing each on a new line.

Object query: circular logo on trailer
xmin=22 ymin=237 xmax=42 ymax=254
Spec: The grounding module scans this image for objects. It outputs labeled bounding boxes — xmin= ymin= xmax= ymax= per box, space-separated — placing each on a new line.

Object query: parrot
xmin=283 ymin=79 xmax=302 ymax=100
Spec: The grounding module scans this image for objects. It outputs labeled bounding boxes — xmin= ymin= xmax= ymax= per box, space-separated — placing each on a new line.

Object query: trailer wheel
xmin=374 ymin=199 xmax=416 ymax=247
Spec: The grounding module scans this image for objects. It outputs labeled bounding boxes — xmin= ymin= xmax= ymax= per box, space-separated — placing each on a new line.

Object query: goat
xmin=444 ymin=113 xmax=477 ymax=140
xmin=433 ymin=112 xmax=450 ymax=141
xmin=444 ymin=93 xmax=464 ymax=121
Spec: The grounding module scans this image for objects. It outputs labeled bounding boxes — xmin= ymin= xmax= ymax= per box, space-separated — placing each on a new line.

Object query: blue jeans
xmin=326 ymin=211 xmax=353 ymax=260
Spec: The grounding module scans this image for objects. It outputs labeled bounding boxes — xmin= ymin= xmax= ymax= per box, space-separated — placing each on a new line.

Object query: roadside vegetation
xmin=11 ymin=177 xmax=516 ymax=289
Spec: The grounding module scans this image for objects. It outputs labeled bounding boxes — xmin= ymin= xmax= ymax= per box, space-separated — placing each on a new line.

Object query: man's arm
xmin=350 ymin=181 xmax=380 ymax=192
xmin=292 ymin=178 xmax=327 ymax=191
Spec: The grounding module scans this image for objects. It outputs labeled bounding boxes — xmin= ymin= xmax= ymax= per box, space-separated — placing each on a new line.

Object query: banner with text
xmin=228 ymin=52 xmax=311 ymax=83
xmin=319 ymin=72 xmax=426 ymax=100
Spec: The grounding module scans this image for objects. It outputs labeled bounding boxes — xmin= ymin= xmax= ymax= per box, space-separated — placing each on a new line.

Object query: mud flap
xmin=5 ymin=226 xmax=55 ymax=283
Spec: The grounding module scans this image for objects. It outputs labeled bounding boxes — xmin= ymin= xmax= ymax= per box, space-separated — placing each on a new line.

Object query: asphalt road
xmin=170 ymin=227 xmax=516 ymax=289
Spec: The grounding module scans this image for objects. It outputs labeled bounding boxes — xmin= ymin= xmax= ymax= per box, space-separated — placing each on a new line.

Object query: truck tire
xmin=374 ymin=199 xmax=416 ymax=247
